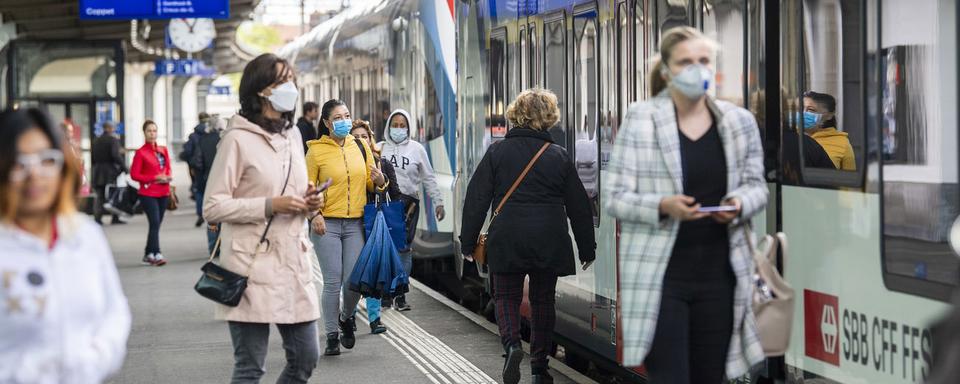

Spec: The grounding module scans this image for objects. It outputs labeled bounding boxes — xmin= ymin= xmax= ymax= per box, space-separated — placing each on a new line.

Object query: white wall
xmin=123 ymin=62 xmax=151 ymax=150
xmin=181 ymin=76 xmax=201 ymax=134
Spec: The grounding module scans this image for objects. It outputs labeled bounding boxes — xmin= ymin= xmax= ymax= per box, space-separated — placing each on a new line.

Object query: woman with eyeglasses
xmin=130 ymin=120 xmax=172 ymax=266
xmin=0 ymin=108 xmax=131 ymax=383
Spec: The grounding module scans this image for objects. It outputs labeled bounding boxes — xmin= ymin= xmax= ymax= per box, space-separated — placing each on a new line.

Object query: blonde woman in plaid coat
xmin=604 ymin=27 xmax=766 ymax=382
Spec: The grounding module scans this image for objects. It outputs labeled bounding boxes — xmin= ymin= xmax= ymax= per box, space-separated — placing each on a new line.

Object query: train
xmin=281 ymin=0 xmax=957 ymax=382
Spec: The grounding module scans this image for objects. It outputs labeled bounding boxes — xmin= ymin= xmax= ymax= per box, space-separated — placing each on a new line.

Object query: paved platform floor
xmin=103 ymin=177 xmax=588 ymax=384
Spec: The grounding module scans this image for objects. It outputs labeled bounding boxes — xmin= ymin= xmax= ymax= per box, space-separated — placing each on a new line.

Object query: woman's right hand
xmin=154 ymin=174 xmax=170 ymax=183
xmin=311 ymin=215 xmax=327 ymax=235
xmin=659 ymin=195 xmax=709 ymax=221
xmin=271 ymin=196 xmax=308 ymax=215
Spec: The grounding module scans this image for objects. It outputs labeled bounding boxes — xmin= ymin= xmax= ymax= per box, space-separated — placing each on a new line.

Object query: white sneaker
xmin=142 ymin=253 xmax=156 ymax=265
xmin=152 ymin=253 xmax=167 ymax=266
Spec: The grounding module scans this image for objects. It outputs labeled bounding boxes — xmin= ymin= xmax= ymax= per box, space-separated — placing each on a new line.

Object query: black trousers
xmin=93 ymin=184 xmax=119 ymax=223
xmin=140 ymin=195 xmax=168 ymax=255
xmin=645 ymin=242 xmax=735 ymax=384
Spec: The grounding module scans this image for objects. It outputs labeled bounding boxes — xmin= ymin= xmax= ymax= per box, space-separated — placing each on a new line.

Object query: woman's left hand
xmin=311 ymin=215 xmax=327 ymax=236
xmin=711 ymin=198 xmax=742 ymax=224
xmin=370 ymin=165 xmax=386 ymax=187
xmin=435 ymin=205 xmax=445 ymax=221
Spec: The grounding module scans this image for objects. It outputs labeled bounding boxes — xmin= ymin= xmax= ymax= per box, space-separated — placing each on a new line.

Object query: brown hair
xmin=648 ymin=27 xmax=717 ymax=96
xmin=505 ymin=87 xmax=560 ymax=131
xmin=0 ymin=108 xmax=79 ymax=221
xmin=142 ymin=119 xmax=157 ymax=132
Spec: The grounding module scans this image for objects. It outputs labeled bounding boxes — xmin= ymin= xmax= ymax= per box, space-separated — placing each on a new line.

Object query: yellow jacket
xmin=811 ymin=128 xmax=856 ymax=171
xmin=305 ymin=135 xmax=376 ymax=218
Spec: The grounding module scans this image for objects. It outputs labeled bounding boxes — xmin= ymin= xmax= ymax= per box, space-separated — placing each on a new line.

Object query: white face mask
xmin=666 ymin=64 xmax=713 ymax=99
xmin=265 ymin=81 xmax=299 ymax=113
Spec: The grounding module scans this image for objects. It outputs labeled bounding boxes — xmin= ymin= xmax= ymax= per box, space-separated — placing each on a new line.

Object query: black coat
xmin=460 ymin=128 xmax=596 ymax=277
xmin=90 ymin=134 xmax=126 ymax=187
xmin=191 ymin=131 xmax=220 ymax=194
xmin=297 ymin=117 xmax=319 ymax=154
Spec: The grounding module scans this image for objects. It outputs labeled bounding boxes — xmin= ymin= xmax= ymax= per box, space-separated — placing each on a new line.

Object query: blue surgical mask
xmin=332 ymin=118 xmax=352 ymax=138
xmin=668 ymin=64 xmax=713 ymax=99
xmin=389 ymin=127 xmax=408 ymax=143
xmin=802 ymin=111 xmax=821 ymax=130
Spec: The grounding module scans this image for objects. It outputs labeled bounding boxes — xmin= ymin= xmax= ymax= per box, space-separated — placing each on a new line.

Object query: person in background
xmin=460 ymin=88 xmax=596 ymax=384
xmin=802 ymin=91 xmax=856 ymax=171
xmin=61 ymin=120 xmax=92 ymax=203
xmin=351 ymin=119 xmax=402 ymax=335
xmin=91 ymin=121 xmax=127 ymax=225
xmin=378 ymin=108 xmax=445 ymax=311
xmin=297 ymin=101 xmax=320 ymax=153
xmin=130 ymin=120 xmax=172 ymax=267
xmin=203 ymin=53 xmax=323 ymax=383
xmin=604 ymin=27 xmax=767 ymax=382
xmin=306 ymin=99 xmax=386 ymax=356
xmin=192 ymin=114 xmax=224 ymax=256
xmin=181 ymin=112 xmax=210 ymax=226
xmin=0 ymin=108 xmax=131 ymax=383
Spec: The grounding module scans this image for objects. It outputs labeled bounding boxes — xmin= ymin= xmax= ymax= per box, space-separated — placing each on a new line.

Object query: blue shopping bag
xmin=363 ymin=195 xmax=407 ymax=251
xmin=349 ymin=210 xmax=409 ymax=298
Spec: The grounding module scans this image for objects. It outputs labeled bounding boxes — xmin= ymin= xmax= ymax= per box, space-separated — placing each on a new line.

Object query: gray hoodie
xmin=378 ymin=109 xmax=443 ymax=205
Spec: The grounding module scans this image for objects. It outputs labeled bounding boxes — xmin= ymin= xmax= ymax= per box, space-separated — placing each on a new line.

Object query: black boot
xmin=394 ymin=294 xmax=411 ymax=311
xmin=324 ymin=332 xmax=340 ymax=356
xmin=339 ymin=315 xmax=356 ymax=349
xmin=531 ymin=362 xmax=554 ymax=384
xmin=502 ymin=344 xmax=523 ymax=384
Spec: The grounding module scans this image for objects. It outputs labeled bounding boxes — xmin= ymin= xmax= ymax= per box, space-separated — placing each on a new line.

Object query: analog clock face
xmin=168 ymin=18 xmax=216 ymax=53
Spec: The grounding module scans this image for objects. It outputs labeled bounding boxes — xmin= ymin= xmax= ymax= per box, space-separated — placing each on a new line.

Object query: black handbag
xmin=194 ymin=149 xmax=293 ymax=307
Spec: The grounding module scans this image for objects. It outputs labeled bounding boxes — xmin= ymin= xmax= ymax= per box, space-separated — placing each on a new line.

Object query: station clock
xmin=168 ymin=18 xmax=216 ymax=53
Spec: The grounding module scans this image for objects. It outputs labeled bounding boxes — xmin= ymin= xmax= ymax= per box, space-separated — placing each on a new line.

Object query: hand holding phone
xmin=307 ymin=178 xmax=333 ymax=196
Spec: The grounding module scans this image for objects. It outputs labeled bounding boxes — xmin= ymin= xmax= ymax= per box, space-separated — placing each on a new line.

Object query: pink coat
xmin=202 ymin=115 xmax=319 ymax=324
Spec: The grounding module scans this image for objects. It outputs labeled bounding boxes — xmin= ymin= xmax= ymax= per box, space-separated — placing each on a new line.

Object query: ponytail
xmin=648 ymin=55 xmax=668 ymax=96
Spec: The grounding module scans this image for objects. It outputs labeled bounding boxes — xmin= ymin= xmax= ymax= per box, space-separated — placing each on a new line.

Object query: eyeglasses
xmin=10 ymin=149 xmax=63 ymax=182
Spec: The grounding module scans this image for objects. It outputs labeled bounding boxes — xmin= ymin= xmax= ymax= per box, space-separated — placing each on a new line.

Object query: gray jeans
xmin=228 ymin=321 xmax=319 ymax=384
xmin=311 ymin=218 xmax=365 ymax=334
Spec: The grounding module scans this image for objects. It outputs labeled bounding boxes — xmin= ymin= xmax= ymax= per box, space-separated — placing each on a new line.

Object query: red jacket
xmin=130 ymin=143 xmax=172 ymax=197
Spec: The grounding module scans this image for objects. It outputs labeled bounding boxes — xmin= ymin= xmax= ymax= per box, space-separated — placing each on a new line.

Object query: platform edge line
xmin=408 ymin=278 xmax=600 ymax=384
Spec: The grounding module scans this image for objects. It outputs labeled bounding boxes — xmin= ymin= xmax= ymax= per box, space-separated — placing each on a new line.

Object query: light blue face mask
xmin=668 ymin=64 xmax=713 ymax=99
xmin=802 ymin=111 xmax=821 ymax=130
xmin=389 ymin=127 xmax=408 ymax=143
xmin=332 ymin=118 xmax=352 ymax=138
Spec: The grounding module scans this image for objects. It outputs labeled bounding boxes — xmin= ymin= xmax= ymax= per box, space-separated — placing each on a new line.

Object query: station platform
xmin=104 ymin=170 xmax=593 ymax=384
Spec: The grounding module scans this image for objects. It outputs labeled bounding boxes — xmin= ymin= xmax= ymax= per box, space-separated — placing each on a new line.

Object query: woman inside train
xmin=604 ymin=26 xmax=768 ymax=382
xmin=802 ymin=91 xmax=856 ymax=171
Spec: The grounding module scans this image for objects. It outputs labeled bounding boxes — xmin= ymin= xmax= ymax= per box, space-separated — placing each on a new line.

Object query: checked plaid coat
xmin=603 ymin=93 xmax=767 ymax=378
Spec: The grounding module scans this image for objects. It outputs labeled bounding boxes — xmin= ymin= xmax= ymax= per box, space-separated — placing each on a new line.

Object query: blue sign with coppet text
xmin=79 ymin=0 xmax=229 ymax=20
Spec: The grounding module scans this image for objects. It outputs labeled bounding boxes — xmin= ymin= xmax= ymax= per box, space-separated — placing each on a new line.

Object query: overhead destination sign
xmin=79 ymin=0 xmax=229 ymax=20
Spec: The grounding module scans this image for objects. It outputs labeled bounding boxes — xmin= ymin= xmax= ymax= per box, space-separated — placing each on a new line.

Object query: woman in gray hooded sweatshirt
xmin=377 ymin=108 xmax=445 ymax=311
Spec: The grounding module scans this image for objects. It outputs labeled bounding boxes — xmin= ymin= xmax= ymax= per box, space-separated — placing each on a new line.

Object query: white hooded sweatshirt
xmin=379 ymin=109 xmax=444 ymax=206
xmin=0 ymin=214 xmax=131 ymax=384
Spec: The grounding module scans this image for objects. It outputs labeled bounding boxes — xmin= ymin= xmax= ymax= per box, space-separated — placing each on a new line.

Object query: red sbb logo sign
xmin=804 ymin=289 xmax=840 ymax=366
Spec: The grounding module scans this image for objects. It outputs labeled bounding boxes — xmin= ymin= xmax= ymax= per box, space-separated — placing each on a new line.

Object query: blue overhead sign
xmin=155 ymin=59 xmax=216 ymax=77
xmin=79 ymin=0 xmax=229 ymax=20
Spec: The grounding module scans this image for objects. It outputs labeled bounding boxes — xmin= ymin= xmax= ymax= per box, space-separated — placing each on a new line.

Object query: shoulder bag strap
xmin=492 ymin=142 xmax=550 ymax=218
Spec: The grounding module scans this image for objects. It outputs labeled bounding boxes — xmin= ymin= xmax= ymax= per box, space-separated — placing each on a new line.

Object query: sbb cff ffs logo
xmin=803 ymin=289 xmax=933 ymax=382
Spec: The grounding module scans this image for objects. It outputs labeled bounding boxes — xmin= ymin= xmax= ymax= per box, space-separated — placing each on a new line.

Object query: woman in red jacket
xmin=130 ymin=120 xmax=172 ymax=266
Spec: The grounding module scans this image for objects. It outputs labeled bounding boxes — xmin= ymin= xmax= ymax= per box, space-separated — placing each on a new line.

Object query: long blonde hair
xmin=648 ymin=27 xmax=717 ymax=96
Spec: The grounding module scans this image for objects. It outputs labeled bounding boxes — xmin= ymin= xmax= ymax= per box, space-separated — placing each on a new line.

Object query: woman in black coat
xmin=460 ymin=88 xmax=596 ymax=384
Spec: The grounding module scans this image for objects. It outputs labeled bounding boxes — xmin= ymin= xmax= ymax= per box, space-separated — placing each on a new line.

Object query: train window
xmin=617 ymin=0 xmax=631 ymax=110
xmin=881 ymin=0 xmax=959 ymax=302
xmin=543 ymin=11 xmax=567 ymax=148
xmin=635 ymin=0 xmax=650 ymax=99
xmin=509 ymin=25 xmax=521 ymax=104
xmin=520 ymin=25 xmax=527 ymax=89
xmin=573 ymin=4 xmax=601 ymax=226
xmin=528 ymin=22 xmax=540 ymax=88
xmin=656 ymin=0 xmax=693 ymax=41
xmin=424 ymin=66 xmax=444 ymax=142
xmin=489 ymin=28 xmax=508 ymax=141
xmin=702 ymin=0 xmax=746 ymax=106
xmin=796 ymin=0 xmax=866 ymax=187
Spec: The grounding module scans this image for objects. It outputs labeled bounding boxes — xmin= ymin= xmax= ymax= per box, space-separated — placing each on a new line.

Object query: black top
xmin=676 ymin=121 xmax=728 ymax=247
xmin=667 ymin=120 xmax=733 ymax=282
xmin=90 ymin=134 xmax=127 ymax=187
xmin=459 ymin=128 xmax=596 ymax=276
xmin=297 ymin=117 xmax=319 ymax=154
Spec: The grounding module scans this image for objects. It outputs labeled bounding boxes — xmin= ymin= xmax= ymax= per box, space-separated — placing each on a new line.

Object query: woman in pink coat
xmin=202 ymin=53 xmax=324 ymax=383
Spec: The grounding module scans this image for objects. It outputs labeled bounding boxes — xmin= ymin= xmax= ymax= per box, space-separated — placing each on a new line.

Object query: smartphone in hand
xmin=307 ymin=178 xmax=333 ymax=196
xmin=696 ymin=205 xmax=738 ymax=213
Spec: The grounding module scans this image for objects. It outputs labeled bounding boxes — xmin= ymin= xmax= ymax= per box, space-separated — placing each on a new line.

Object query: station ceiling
xmin=0 ymin=0 xmax=261 ymax=74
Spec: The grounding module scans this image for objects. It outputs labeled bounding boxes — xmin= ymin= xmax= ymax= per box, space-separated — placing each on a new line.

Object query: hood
xmin=384 ymin=109 xmax=416 ymax=144
xmin=811 ymin=127 xmax=849 ymax=139
xmin=225 ymin=114 xmax=292 ymax=149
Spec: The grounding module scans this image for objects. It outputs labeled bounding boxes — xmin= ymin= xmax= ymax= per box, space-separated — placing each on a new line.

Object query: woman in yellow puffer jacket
xmin=305 ymin=99 xmax=386 ymax=356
